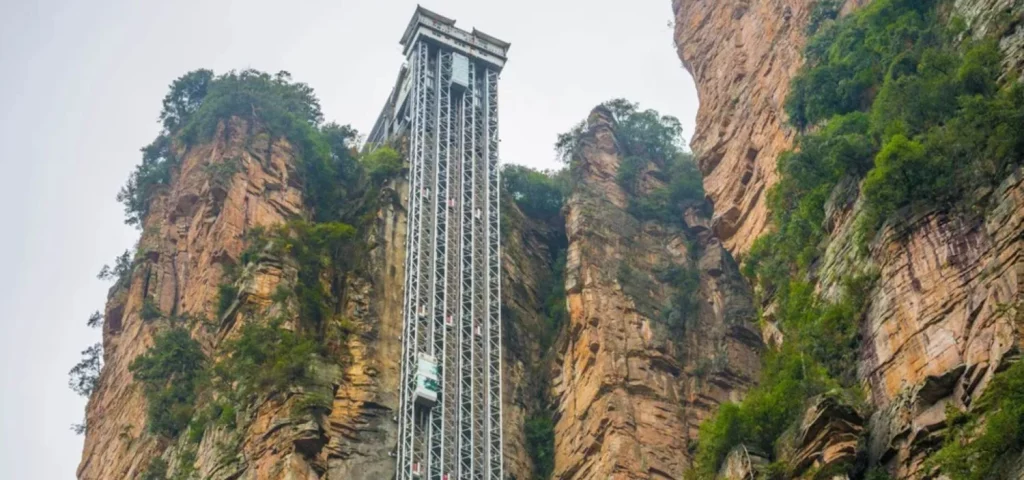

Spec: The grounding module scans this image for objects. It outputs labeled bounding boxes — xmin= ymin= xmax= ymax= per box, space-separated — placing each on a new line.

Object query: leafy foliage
xmin=291 ymin=391 xmax=334 ymax=418
xmin=97 ymin=250 xmax=134 ymax=283
xmin=784 ymin=0 xmax=1023 ymax=237
xmin=928 ymin=361 xmax=1024 ymax=479
xmin=68 ymin=343 xmax=103 ymax=397
xmin=502 ymin=164 xmax=568 ymax=220
xmin=525 ymin=414 xmax=555 ymax=478
xmin=204 ymin=156 xmax=241 ymax=189
xmin=362 ymin=146 xmax=403 ymax=185
xmin=807 ymin=0 xmax=843 ymax=34
xmin=700 ymin=0 xmax=1024 ymax=474
xmin=214 ymin=321 xmax=319 ymax=401
xmin=141 ymin=299 xmax=163 ymax=321
xmin=160 ymin=70 xmax=214 ymax=132
xmin=216 ymin=283 xmax=238 ymax=319
xmin=141 ymin=458 xmax=169 ymax=480
xmin=129 ymin=328 xmax=206 ymax=438
xmin=118 ymin=135 xmax=176 ymax=226
xmin=556 ymin=99 xmax=704 ymax=224
xmin=271 ymin=221 xmax=357 ymax=332
xmin=656 ymin=263 xmax=701 ymax=334
xmin=87 ymin=310 xmax=104 ymax=328
xmin=690 ymin=348 xmax=840 ymax=478
xmin=118 ymin=69 xmax=368 ymax=226
xmin=539 ymin=249 xmax=568 ymax=351
xmin=786 ymin=0 xmax=939 ymax=130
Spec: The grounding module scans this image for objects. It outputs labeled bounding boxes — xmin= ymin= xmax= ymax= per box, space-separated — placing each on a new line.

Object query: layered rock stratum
xmin=674 ymin=0 xmax=1024 ymax=478
xmin=551 ymin=108 xmax=762 ymax=479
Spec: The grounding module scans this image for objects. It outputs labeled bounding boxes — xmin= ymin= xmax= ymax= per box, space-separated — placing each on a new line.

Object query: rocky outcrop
xmin=671 ymin=0 xmax=866 ymax=254
xmin=779 ymin=395 xmax=864 ymax=479
xmin=78 ymin=118 xmax=310 ymax=479
xmin=860 ymin=170 xmax=1024 ymax=477
xmin=78 ymin=116 xmax=554 ymax=479
xmin=674 ymin=0 xmax=1024 ymax=478
xmin=717 ymin=446 xmax=770 ymax=480
xmin=551 ymin=108 xmax=762 ymax=479
xmin=956 ymin=0 xmax=1024 ymax=75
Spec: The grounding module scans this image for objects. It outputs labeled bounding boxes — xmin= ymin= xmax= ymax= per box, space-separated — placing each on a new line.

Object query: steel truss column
xmin=397 ymin=40 xmax=431 ymax=480
xmin=471 ymin=63 xmax=489 ymax=480
xmin=458 ymin=65 xmax=477 ymax=480
xmin=483 ymin=68 xmax=503 ymax=480
xmin=443 ymin=67 xmax=463 ymax=480
xmin=428 ymin=49 xmax=454 ymax=480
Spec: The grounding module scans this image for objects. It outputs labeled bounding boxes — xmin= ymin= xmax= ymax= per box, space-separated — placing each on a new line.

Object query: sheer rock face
xmin=781 ymin=396 xmax=864 ymax=479
xmin=551 ymin=108 xmax=762 ymax=480
xmin=671 ymin=0 xmax=866 ymax=254
xmin=859 ymin=170 xmax=1024 ymax=477
xmin=78 ymin=118 xmax=309 ymax=479
xmin=674 ymin=0 xmax=1024 ymax=478
xmin=77 ymin=117 xmax=550 ymax=480
xmin=502 ymin=201 xmax=566 ymax=480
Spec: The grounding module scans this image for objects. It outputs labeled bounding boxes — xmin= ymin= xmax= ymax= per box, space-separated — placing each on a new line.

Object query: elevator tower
xmin=367 ymin=7 xmax=508 ymax=480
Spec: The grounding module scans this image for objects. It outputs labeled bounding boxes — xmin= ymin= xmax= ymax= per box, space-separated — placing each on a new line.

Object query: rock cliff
xmin=551 ymin=108 xmax=762 ymax=479
xmin=672 ymin=0 xmax=868 ymax=254
xmin=77 ymin=114 xmax=556 ymax=479
xmin=674 ymin=0 xmax=1024 ymax=478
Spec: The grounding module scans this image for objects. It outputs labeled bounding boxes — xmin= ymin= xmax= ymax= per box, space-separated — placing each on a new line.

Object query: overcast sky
xmin=0 ymin=0 xmax=697 ymax=477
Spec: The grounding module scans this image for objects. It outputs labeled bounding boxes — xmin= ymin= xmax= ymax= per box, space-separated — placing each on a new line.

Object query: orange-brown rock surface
xmin=673 ymin=0 xmax=1024 ymax=478
xmin=672 ymin=0 xmax=866 ymax=254
xmin=79 ymin=118 xmax=310 ymax=479
xmin=551 ymin=108 xmax=762 ymax=479
xmin=860 ymin=170 xmax=1024 ymax=477
xmin=77 ymin=117 xmax=552 ymax=479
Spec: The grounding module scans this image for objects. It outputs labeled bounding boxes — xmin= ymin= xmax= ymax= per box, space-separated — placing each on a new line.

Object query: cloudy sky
xmin=0 ymin=0 xmax=697 ymax=477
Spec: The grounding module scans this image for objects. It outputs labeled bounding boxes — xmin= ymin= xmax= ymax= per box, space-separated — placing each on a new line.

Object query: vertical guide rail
xmin=457 ymin=65 xmax=477 ymax=480
xmin=471 ymin=64 xmax=488 ymax=480
xmin=484 ymin=67 xmax=504 ymax=480
xmin=397 ymin=40 xmax=431 ymax=480
xmin=443 ymin=65 xmax=464 ymax=479
xmin=415 ymin=44 xmax=438 ymax=478
xmin=444 ymin=52 xmax=462 ymax=479
xmin=429 ymin=50 xmax=452 ymax=480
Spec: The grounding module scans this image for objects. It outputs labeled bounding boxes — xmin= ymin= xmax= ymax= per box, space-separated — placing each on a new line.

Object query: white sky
xmin=0 ymin=0 xmax=697 ymax=477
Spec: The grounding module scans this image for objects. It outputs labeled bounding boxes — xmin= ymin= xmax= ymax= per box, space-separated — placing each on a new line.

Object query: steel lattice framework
xmin=368 ymin=7 xmax=509 ymax=480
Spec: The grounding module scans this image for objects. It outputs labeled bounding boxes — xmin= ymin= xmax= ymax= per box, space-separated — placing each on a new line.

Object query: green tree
xmin=928 ymin=361 xmax=1024 ymax=479
xmin=362 ymin=146 xmax=403 ymax=185
xmin=68 ymin=343 xmax=103 ymax=397
xmin=214 ymin=321 xmax=319 ymax=400
xmin=160 ymin=69 xmax=213 ymax=131
xmin=129 ymin=328 xmax=206 ymax=438
xmin=86 ymin=311 xmax=103 ymax=328
xmin=97 ymin=250 xmax=134 ymax=283
xmin=502 ymin=164 xmax=567 ymax=219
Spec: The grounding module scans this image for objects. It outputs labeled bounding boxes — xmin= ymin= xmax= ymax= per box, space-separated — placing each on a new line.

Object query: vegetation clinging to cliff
xmin=696 ymin=0 xmax=1024 ymax=475
xmin=502 ymin=164 xmax=567 ymax=221
xmin=96 ymin=69 xmax=403 ymax=456
xmin=557 ymin=99 xmax=704 ymax=224
xmin=118 ymin=69 xmax=374 ymax=226
xmin=129 ymin=328 xmax=206 ymax=438
xmin=928 ymin=358 xmax=1024 ymax=480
